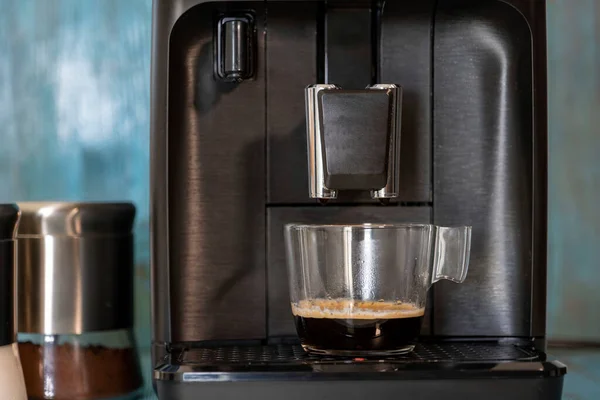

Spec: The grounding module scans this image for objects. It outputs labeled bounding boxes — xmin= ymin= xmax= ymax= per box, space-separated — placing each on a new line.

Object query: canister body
xmin=15 ymin=202 xmax=142 ymax=400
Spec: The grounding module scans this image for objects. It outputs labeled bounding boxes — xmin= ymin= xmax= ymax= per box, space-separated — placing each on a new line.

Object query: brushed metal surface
xmin=305 ymin=85 xmax=402 ymax=200
xmin=505 ymin=0 xmax=548 ymax=340
xmin=16 ymin=202 xmax=135 ymax=334
xmin=152 ymin=0 xmax=245 ymax=349
xmin=151 ymin=0 xmax=176 ymax=347
xmin=151 ymin=0 xmax=263 ymax=351
xmin=305 ymin=84 xmax=339 ymax=200
xmin=17 ymin=202 xmax=135 ymax=236
xmin=153 ymin=0 xmax=548 ymax=349
xmin=369 ymin=84 xmax=403 ymax=200
xmin=266 ymin=1 xmax=431 ymax=205
xmin=166 ymin=2 xmax=266 ymax=342
xmin=17 ymin=236 xmax=134 ymax=334
xmin=267 ymin=206 xmax=431 ymax=338
xmin=380 ymin=0 xmax=434 ymax=203
xmin=266 ymin=3 xmax=318 ymax=205
xmin=433 ymin=0 xmax=535 ymax=337
xmin=0 ymin=204 xmax=19 ymax=346
xmin=324 ymin=5 xmax=373 ymax=89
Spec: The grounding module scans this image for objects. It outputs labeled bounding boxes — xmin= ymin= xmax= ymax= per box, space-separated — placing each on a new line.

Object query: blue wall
xmin=547 ymin=0 xmax=600 ymax=342
xmin=0 ymin=0 xmax=154 ymax=395
xmin=0 ymin=0 xmax=598 ymax=396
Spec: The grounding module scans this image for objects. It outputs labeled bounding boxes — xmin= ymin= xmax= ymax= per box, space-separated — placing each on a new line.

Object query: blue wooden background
xmin=0 ymin=0 xmax=598 ymax=397
xmin=0 ymin=0 xmax=154 ymax=395
xmin=547 ymin=0 xmax=600 ymax=343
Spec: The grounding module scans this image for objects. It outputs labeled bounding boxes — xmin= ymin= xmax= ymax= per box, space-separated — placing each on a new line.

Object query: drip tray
xmin=155 ymin=342 xmax=566 ymax=382
xmin=180 ymin=343 xmax=537 ymax=364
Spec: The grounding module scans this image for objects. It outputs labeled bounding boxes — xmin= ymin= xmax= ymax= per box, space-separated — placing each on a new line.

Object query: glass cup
xmin=285 ymin=223 xmax=471 ymax=356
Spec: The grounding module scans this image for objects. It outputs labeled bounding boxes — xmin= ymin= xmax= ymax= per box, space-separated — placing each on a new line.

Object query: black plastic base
xmin=157 ymin=377 xmax=564 ymax=400
xmin=154 ymin=343 xmax=567 ymax=400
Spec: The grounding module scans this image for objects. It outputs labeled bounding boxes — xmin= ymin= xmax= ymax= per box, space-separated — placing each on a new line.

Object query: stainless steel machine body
xmin=150 ymin=1 xmax=566 ymax=398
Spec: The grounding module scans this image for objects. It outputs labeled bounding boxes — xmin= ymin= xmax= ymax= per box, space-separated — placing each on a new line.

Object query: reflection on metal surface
xmin=17 ymin=202 xmax=135 ymax=236
xmin=305 ymin=84 xmax=339 ymax=200
xmin=16 ymin=202 xmax=135 ymax=335
xmin=432 ymin=0 xmax=536 ymax=337
xmin=164 ymin=2 xmax=267 ymax=343
xmin=304 ymin=84 xmax=402 ymax=201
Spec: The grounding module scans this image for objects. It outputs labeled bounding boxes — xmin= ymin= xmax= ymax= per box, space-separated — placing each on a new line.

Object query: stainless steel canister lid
xmin=0 ymin=204 xmax=20 ymax=346
xmin=16 ymin=202 xmax=136 ymax=334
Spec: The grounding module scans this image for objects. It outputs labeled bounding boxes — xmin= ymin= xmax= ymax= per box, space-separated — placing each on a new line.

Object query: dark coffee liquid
xmin=292 ymin=299 xmax=424 ymax=354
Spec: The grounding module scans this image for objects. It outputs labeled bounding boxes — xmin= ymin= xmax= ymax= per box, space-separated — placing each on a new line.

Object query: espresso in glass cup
xmin=285 ymin=223 xmax=471 ymax=356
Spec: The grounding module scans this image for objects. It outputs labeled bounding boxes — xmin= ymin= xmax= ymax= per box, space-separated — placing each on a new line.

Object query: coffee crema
xmin=292 ymin=298 xmax=425 ymax=355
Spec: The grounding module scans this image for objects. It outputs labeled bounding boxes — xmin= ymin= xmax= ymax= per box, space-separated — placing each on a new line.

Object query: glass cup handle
xmin=431 ymin=226 xmax=472 ymax=285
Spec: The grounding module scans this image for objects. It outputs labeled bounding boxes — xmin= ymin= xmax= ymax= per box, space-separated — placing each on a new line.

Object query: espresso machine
xmin=150 ymin=0 xmax=566 ymax=398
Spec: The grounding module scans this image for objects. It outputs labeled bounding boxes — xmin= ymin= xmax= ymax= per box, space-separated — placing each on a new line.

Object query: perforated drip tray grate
xmin=177 ymin=342 xmax=540 ymax=365
xmin=154 ymin=342 xmax=568 ymax=382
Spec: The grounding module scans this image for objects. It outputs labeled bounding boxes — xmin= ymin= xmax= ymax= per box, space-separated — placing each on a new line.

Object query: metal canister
xmin=0 ymin=204 xmax=27 ymax=399
xmin=16 ymin=202 xmax=142 ymax=400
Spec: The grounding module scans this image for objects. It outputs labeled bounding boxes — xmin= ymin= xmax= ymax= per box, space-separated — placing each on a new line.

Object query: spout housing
xmin=305 ymin=84 xmax=402 ymax=200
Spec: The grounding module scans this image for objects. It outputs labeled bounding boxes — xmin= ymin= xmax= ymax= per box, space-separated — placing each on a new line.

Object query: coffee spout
xmin=305 ymin=84 xmax=402 ymax=202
